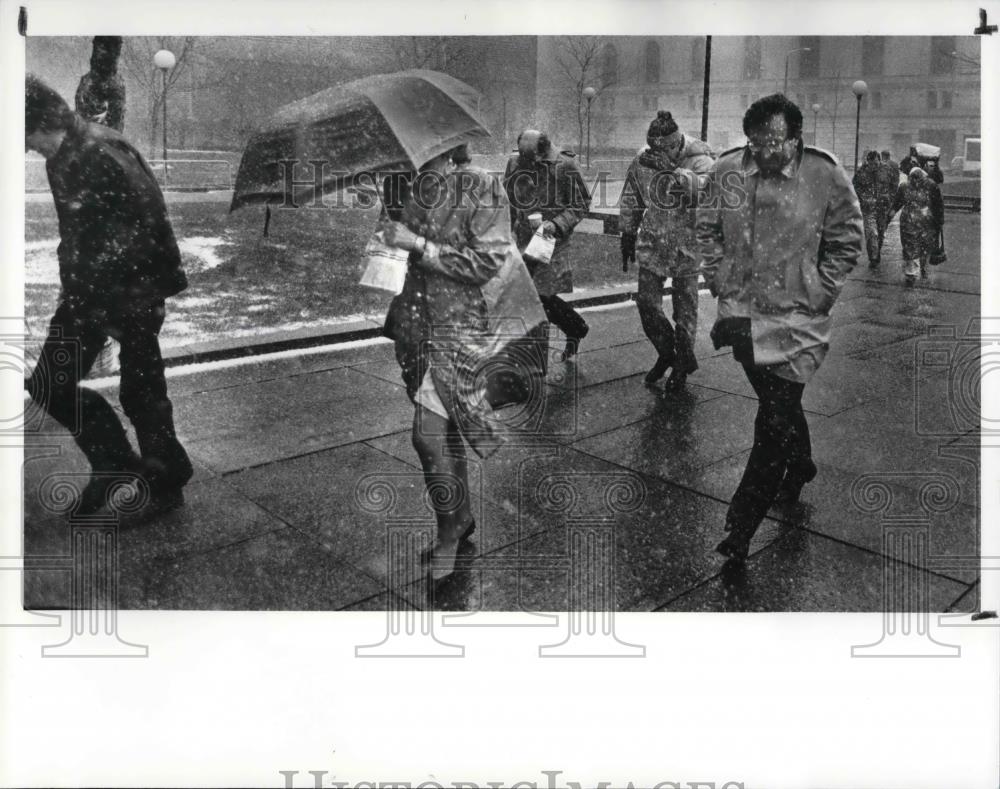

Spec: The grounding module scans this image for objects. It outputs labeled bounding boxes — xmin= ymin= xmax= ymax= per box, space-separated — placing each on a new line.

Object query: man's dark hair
xmin=880 ymin=149 xmax=891 ymax=160
xmin=865 ymin=150 xmax=879 ymax=163
xmin=449 ymin=143 xmax=471 ymax=165
xmin=742 ymin=93 xmax=803 ymax=140
xmin=26 ymin=74 xmax=74 ymax=136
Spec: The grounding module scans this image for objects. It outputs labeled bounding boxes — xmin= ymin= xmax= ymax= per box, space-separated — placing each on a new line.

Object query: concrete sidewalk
xmin=22 ymin=228 xmax=982 ymax=613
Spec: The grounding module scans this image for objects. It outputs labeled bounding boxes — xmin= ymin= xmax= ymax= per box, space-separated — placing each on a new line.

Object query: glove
xmin=620 ymin=231 xmax=636 ymax=272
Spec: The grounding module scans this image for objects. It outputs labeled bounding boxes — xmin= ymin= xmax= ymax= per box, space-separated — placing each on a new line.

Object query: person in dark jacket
xmin=853 ymin=150 xmax=891 ymax=267
xmin=504 ymin=130 xmax=592 ymax=359
xmin=74 ymin=36 xmax=126 ymax=132
xmin=889 ymin=167 xmax=945 ymax=284
xmin=899 ymin=146 xmax=919 ymax=176
xmin=25 ymin=75 xmax=192 ymax=516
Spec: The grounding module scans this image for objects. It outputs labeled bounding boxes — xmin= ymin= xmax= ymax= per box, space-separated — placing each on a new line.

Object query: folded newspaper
xmin=360 ymin=229 xmax=409 ymax=294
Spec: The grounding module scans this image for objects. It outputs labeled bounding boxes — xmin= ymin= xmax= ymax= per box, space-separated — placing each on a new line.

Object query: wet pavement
xmin=22 ymin=215 xmax=981 ymax=613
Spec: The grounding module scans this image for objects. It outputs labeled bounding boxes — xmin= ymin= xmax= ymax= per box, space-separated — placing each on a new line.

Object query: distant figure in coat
xmin=853 ymin=150 xmax=888 ymax=267
xmin=877 ymin=150 xmax=901 ymax=243
xmin=382 ymin=144 xmax=546 ymax=581
xmin=75 ymin=36 xmax=126 ymax=132
xmin=899 ymin=145 xmax=920 ymax=176
xmin=697 ymin=93 xmax=863 ymax=562
xmin=24 ymin=75 xmax=192 ymax=517
xmin=889 ymin=167 xmax=945 ymax=284
xmin=924 ymin=157 xmax=945 ymax=184
xmin=621 ymin=110 xmax=714 ymax=388
xmin=504 ymin=130 xmax=592 ymax=359
xmin=880 ymin=149 xmax=898 ymax=177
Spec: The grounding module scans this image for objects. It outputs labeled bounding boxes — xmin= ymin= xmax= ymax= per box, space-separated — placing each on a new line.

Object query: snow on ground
xmin=178 ymin=236 xmax=231 ymax=271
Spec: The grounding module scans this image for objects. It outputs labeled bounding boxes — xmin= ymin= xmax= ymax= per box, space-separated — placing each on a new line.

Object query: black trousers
xmin=27 ymin=299 xmax=192 ymax=492
xmin=539 ymin=295 xmax=588 ymax=341
xmin=727 ymin=363 xmax=813 ymax=531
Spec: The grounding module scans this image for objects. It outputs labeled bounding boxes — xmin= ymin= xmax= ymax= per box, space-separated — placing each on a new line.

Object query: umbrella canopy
xmin=230 ymin=69 xmax=491 ymax=211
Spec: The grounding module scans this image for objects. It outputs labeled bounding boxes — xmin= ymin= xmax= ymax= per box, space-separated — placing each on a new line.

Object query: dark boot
xmin=644 ymin=353 xmax=673 ymax=384
xmin=664 ymin=368 xmax=688 ymax=390
xmin=715 ymin=518 xmax=759 ymax=563
xmin=774 ymin=459 xmax=818 ymax=505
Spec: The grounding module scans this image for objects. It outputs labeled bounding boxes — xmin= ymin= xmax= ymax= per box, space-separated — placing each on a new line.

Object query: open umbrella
xmin=230 ymin=69 xmax=491 ymax=212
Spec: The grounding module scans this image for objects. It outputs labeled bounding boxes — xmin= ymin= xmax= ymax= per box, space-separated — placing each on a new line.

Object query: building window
xmin=861 ymin=37 xmax=885 ymax=75
xmin=740 ymin=93 xmax=749 ymax=108
xmin=691 ymin=38 xmax=706 ymax=81
xmin=930 ymin=36 xmax=956 ymax=75
xmin=927 ymin=90 xmax=938 ymax=110
xmin=644 ymin=40 xmax=660 ymax=84
xmin=743 ymin=36 xmax=762 ymax=80
xmin=872 ymin=91 xmax=882 ymax=110
xmin=798 ymin=36 xmax=821 ymax=79
xmin=688 ymin=94 xmax=697 ymax=111
xmin=941 ymin=91 xmax=953 ymax=109
xmin=600 ymin=43 xmax=619 ymax=86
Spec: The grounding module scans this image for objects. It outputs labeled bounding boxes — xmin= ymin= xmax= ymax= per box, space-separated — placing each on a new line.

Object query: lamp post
xmin=783 ymin=47 xmax=811 ymax=95
xmin=701 ymin=35 xmax=712 ymax=142
xmin=851 ymin=79 xmax=868 ymax=172
xmin=153 ymin=48 xmax=176 ymax=187
xmin=811 ymin=103 xmax=821 ymax=146
xmin=582 ymin=86 xmax=596 ymax=169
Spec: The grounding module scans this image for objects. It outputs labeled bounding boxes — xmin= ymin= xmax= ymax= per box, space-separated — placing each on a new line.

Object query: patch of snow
xmin=178 ymin=236 xmax=230 ymax=271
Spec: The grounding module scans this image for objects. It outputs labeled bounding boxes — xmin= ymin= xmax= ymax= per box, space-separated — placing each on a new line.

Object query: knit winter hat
xmin=647 ymin=110 xmax=680 ymax=144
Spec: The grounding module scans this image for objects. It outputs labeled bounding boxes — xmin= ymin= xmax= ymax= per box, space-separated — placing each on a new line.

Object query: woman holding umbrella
xmin=381 ymin=144 xmax=546 ymax=581
xmin=890 ymin=166 xmax=944 ymax=285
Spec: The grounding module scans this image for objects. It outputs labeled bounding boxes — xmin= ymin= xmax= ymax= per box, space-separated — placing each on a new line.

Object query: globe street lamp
xmin=811 ymin=103 xmax=821 ymax=146
xmin=851 ymin=79 xmax=868 ymax=172
xmin=582 ymin=86 xmax=596 ymax=169
xmin=153 ymin=48 xmax=176 ymax=186
xmin=783 ymin=46 xmax=811 ymax=95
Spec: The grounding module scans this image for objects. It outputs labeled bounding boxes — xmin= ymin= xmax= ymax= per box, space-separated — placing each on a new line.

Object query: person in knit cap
xmin=620 ymin=110 xmax=715 ymax=388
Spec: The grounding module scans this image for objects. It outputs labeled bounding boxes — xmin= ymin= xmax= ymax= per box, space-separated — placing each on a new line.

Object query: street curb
xmin=160 ymin=286 xmax=653 ymax=369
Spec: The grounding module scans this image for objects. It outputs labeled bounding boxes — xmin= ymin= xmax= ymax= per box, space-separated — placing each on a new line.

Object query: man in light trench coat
xmin=696 ymin=93 xmax=863 ymax=562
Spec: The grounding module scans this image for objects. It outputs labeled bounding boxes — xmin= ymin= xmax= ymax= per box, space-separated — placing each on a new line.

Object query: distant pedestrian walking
xmin=621 ymin=110 xmax=714 ymax=388
xmin=24 ymin=75 xmax=192 ymax=517
xmin=504 ymin=130 xmax=592 ymax=360
xmin=697 ymin=94 xmax=863 ymax=563
xmin=74 ymin=36 xmax=125 ymax=132
xmin=853 ymin=150 xmax=892 ymax=267
xmin=890 ymin=167 xmax=945 ymax=284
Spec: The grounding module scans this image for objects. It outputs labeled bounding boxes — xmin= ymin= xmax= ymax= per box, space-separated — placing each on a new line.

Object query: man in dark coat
xmin=25 ymin=75 xmax=192 ymax=516
xmin=899 ymin=145 xmax=919 ymax=176
xmin=504 ymin=130 xmax=592 ymax=359
xmin=74 ymin=36 xmax=126 ymax=132
xmin=697 ymin=93 xmax=863 ymax=562
xmin=853 ymin=150 xmax=888 ymax=267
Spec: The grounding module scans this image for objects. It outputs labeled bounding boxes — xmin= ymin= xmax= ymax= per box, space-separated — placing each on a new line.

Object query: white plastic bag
xmin=360 ymin=229 xmax=409 ymax=295
xmin=522 ymin=227 xmax=556 ymax=265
